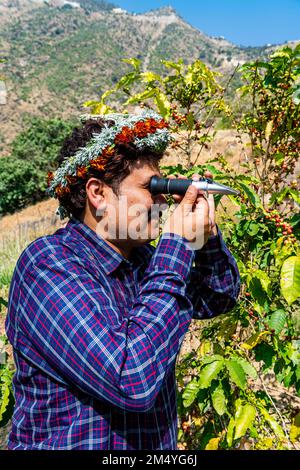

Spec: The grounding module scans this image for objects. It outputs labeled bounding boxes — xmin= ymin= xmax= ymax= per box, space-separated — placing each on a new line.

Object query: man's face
xmin=96 ymin=160 xmax=167 ymax=247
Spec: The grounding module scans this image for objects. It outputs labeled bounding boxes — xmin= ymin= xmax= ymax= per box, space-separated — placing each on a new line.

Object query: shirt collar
xmin=66 ymin=217 xmax=150 ymax=275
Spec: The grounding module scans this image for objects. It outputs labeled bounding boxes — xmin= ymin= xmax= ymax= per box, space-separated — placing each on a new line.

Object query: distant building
xmin=112 ymin=8 xmax=127 ymax=15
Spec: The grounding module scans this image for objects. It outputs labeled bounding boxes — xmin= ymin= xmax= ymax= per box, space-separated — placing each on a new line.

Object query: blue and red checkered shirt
xmin=5 ymin=217 xmax=240 ymax=450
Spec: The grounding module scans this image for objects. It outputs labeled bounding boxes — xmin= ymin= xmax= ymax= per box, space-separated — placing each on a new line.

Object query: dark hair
xmin=56 ymin=118 xmax=164 ymax=218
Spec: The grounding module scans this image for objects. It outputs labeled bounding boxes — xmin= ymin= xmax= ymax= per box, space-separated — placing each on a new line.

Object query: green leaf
xmin=289 ymin=189 xmax=300 ymax=205
xmin=198 ymin=360 xmax=224 ymax=389
xmin=124 ymin=88 xmax=157 ymax=105
xmin=290 ymin=412 xmax=300 ymax=443
xmin=248 ymin=270 xmax=272 ymax=305
xmin=182 ymin=378 xmax=200 ymax=407
xmin=197 ymin=389 xmax=210 ymax=413
xmin=225 ymin=359 xmax=247 ymax=389
xmin=121 ymin=57 xmax=141 ymax=71
xmin=0 ymin=368 xmax=14 ymax=427
xmin=237 ymin=181 xmax=262 ymax=208
xmin=140 ymin=71 xmax=161 ymax=83
xmin=154 ymin=91 xmax=171 ymax=119
xmin=116 ymin=71 xmax=139 ymax=90
xmin=82 ymin=100 xmax=112 ymax=114
xmin=274 ymin=152 xmax=285 ymax=164
xmin=186 ymin=112 xmax=195 ymax=131
xmin=0 ymin=297 xmax=8 ymax=313
xmin=161 ymin=59 xmax=183 ymax=73
xmin=259 ymin=407 xmax=285 ymax=439
xmin=250 ymin=269 xmax=272 ymax=295
xmin=227 ymin=416 xmax=235 ymax=447
xmin=211 ymin=382 xmax=227 ymax=416
xmin=200 ymin=354 xmax=224 ymax=365
xmin=270 ymin=188 xmax=289 ymax=205
xmin=234 ymin=404 xmax=256 ymax=440
xmin=198 ymin=339 xmax=212 ymax=357
xmin=234 ymin=357 xmax=258 ymax=379
xmin=266 ymin=310 xmax=287 ymax=335
xmin=0 ymin=380 xmax=10 ymax=424
xmin=280 ymin=256 xmax=300 ymax=305
xmin=247 ymin=221 xmax=260 ymax=236
xmin=205 ymin=437 xmax=220 ymax=450
xmin=254 ymin=343 xmax=276 ymax=370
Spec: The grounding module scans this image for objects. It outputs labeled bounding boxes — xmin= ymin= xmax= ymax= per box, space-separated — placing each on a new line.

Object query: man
xmin=6 ymin=111 xmax=240 ymax=449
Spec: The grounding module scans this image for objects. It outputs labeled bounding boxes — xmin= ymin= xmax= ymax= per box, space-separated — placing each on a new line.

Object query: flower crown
xmin=47 ymin=111 xmax=171 ymax=219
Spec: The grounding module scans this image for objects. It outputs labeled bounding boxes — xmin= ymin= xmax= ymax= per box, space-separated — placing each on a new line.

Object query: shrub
xmin=0 ymin=117 xmax=76 ymax=215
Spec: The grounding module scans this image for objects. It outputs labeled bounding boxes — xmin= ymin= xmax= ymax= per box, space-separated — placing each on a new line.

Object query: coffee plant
xmin=84 ymin=57 xmax=230 ymax=168
xmin=235 ymin=45 xmax=300 ymax=210
xmin=86 ymin=48 xmax=300 ymax=450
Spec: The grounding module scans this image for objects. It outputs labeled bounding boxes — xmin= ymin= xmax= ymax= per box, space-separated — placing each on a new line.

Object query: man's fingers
xmin=180 ymin=185 xmax=199 ymax=215
xmin=204 ymin=170 xmax=213 ymax=179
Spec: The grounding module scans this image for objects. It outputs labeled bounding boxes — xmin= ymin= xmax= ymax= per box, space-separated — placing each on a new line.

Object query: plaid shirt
xmin=5 ymin=217 xmax=240 ymax=450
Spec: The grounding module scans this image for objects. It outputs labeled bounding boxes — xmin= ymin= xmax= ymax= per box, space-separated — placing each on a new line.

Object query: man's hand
xmin=167 ymin=171 xmax=217 ymax=237
xmin=162 ymin=181 xmax=210 ymax=249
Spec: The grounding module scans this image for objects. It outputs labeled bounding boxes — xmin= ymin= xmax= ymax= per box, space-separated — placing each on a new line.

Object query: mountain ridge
xmin=0 ymin=0 xmax=298 ymax=155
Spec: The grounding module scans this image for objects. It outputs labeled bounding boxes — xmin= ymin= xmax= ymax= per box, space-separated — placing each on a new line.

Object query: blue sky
xmin=114 ymin=0 xmax=300 ymax=47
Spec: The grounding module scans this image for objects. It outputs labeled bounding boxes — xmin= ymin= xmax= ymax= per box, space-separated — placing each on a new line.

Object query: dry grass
xmin=0 ymin=203 xmax=65 ymax=334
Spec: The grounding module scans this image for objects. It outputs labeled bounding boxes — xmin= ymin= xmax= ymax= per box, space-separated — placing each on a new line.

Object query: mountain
xmin=0 ymin=0 xmax=297 ymax=154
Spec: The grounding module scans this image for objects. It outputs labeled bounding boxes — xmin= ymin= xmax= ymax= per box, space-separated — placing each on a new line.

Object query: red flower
xmin=133 ymin=118 xmax=168 ymax=139
xmin=76 ymin=166 xmax=88 ymax=179
xmin=147 ymin=118 xmax=158 ymax=132
xmin=102 ymin=146 xmax=115 ymax=158
xmin=55 ymin=184 xmax=70 ymax=198
xmin=66 ymin=175 xmax=78 ymax=185
xmin=134 ymin=121 xmax=149 ymax=138
xmin=89 ymin=158 xmax=106 ymax=171
xmin=115 ymin=126 xmax=135 ymax=144
xmin=47 ymin=171 xmax=54 ymax=187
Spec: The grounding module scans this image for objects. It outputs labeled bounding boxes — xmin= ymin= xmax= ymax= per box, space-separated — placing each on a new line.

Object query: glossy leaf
xmin=241 ymin=331 xmax=270 ymax=350
xmin=234 ymin=357 xmax=258 ymax=379
xmin=290 ymin=412 xmax=300 ymax=443
xmin=211 ymin=382 xmax=227 ymax=416
xmin=280 ymin=256 xmax=300 ymax=305
xmin=227 ymin=416 xmax=235 ymax=447
xmin=225 ymin=359 xmax=247 ymax=389
xmin=234 ymin=404 xmax=256 ymax=440
xmin=182 ymin=378 xmax=200 ymax=408
xmin=155 ymin=91 xmax=171 ymax=119
xmin=198 ymin=360 xmax=224 ymax=389
xmin=259 ymin=407 xmax=285 ymax=439
xmin=205 ymin=437 xmax=220 ymax=450
xmin=237 ymin=181 xmax=262 ymax=208
xmin=266 ymin=310 xmax=287 ymax=335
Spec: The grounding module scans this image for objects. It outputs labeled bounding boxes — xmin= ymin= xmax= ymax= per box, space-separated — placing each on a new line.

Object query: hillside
xmin=0 ymin=0 xmax=297 ymax=154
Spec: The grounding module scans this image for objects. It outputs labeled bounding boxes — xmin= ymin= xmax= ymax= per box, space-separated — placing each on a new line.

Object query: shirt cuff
xmin=149 ymin=232 xmax=195 ymax=280
xmin=194 ymin=225 xmax=227 ymax=265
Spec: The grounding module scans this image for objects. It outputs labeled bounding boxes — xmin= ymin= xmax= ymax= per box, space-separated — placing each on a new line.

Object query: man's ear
xmin=85 ymin=177 xmax=107 ymax=214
